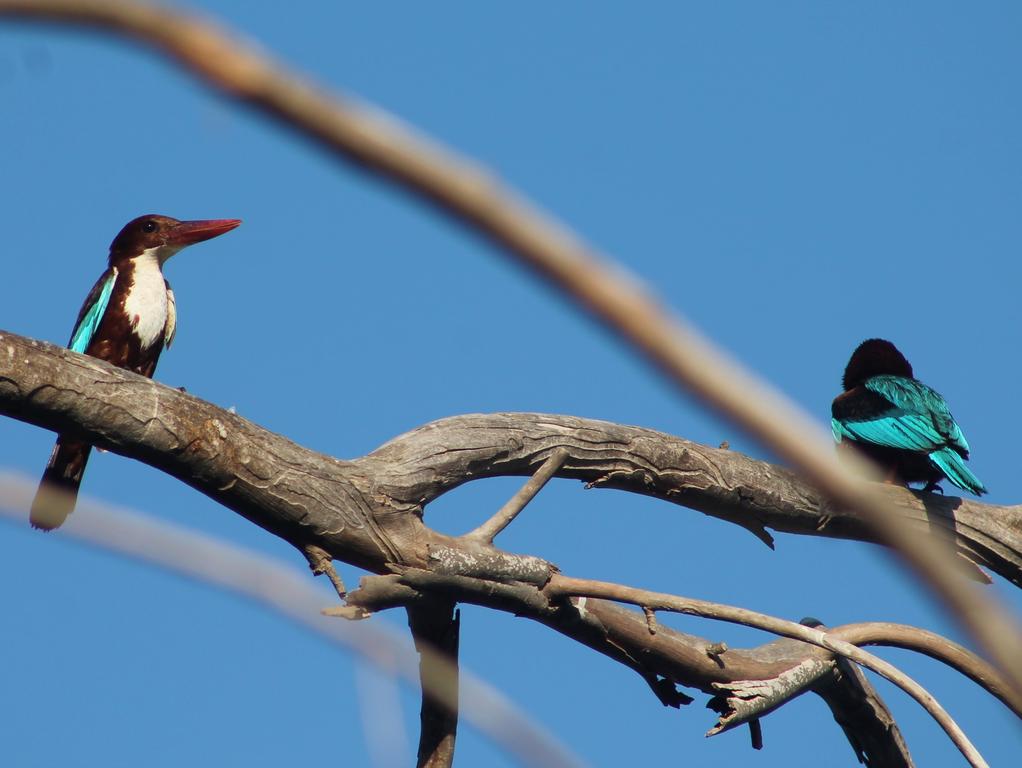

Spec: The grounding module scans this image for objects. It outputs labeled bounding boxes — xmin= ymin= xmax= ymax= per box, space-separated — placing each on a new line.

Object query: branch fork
xmin=464 ymin=448 xmax=568 ymax=543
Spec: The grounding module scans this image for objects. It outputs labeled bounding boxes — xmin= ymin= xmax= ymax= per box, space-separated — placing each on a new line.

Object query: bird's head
xmin=108 ymin=214 xmax=241 ymax=266
xmin=842 ymin=338 xmax=914 ymax=390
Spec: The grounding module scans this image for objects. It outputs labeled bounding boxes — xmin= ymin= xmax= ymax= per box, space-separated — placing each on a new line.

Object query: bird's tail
xmin=929 ymin=448 xmax=987 ymax=496
xmin=30 ymin=437 xmax=92 ymax=530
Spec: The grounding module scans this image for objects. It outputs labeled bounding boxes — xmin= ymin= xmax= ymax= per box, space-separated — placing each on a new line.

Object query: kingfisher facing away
xmin=831 ymin=338 xmax=986 ymax=496
xmin=29 ymin=214 xmax=241 ymax=530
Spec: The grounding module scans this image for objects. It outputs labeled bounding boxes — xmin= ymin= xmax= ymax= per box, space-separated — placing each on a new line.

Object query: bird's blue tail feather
xmin=929 ymin=449 xmax=987 ymax=496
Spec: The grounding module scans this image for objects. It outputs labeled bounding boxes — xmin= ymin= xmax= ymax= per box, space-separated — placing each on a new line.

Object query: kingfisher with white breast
xmin=30 ymin=214 xmax=241 ymax=530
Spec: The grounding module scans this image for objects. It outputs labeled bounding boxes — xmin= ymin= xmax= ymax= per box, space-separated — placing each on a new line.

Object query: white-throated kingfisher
xmin=30 ymin=214 xmax=241 ymax=530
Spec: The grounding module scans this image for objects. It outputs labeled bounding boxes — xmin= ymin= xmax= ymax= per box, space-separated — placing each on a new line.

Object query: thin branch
xmin=302 ymin=544 xmax=347 ymax=599
xmin=825 ymin=622 xmax=1021 ymax=717
xmin=408 ymin=599 xmax=461 ymax=768
xmin=465 ymin=448 xmax=568 ymax=543
xmin=354 ymin=562 xmax=1015 ymax=761
xmin=1 ymin=0 xmax=1018 ymax=692
xmin=545 ymin=575 xmax=989 ymax=768
xmin=0 ymin=476 xmax=586 ymax=768
xmin=356 ymin=565 xmax=1002 ymax=766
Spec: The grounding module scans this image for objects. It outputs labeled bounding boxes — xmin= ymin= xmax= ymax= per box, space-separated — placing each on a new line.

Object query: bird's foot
xmin=922 ymin=481 xmax=945 ymax=495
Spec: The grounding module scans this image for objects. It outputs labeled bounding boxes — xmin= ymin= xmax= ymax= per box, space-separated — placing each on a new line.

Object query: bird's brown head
xmin=108 ymin=214 xmax=241 ymax=265
xmin=842 ymin=338 xmax=914 ymax=391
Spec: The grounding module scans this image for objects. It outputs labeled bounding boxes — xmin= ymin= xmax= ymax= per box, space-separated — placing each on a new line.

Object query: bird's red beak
xmin=167 ymin=218 xmax=242 ymax=247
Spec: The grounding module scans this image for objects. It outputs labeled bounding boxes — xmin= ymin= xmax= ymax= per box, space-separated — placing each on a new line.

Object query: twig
xmin=748 ymin=719 xmax=763 ymax=750
xmin=642 ymin=606 xmax=658 ymax=635
xmin=0 ymin=475 xmax=586 ymax=768
xmin=370 ymin=561 xmax=1021 ymax=723
xmin=546 ymin=575 xmax=989 ymax=768
xmin=466 ymin=449 xmax=568 ymax=543
xmin=302 ymin=544 xmax=347 ymax=598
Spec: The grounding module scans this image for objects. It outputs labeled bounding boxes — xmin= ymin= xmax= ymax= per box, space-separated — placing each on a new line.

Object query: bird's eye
xmin=142 ymin=221 xmax=158 ymax=233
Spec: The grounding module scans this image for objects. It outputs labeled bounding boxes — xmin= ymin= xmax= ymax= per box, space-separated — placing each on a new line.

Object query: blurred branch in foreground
xmin=0 ymin=473 xmax=585 ymax=768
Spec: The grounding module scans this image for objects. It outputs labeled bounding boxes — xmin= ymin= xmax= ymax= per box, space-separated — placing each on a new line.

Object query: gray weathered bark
xmin=3 ymin=330 xmax=1017 ymax=765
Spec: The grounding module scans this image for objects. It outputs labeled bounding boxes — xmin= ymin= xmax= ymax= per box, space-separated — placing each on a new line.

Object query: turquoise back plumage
xmin=69 ymin=272 xmax=116 ymax=354
xmin=833 ymin=374 xmax=985 ymax=495
xmin=863 ymin=375 xmax=970 ymax=454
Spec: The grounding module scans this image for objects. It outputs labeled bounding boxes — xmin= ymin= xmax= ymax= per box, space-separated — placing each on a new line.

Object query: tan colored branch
xmin=3 ymin=333 xmax=1020 ymax=588
xmin=371 ymin=412 xmax=1022 ymax=586
xmin=465 ymin=448 xmax=568 ymax=543
xmin=361 ymin=565 xmax=1005 ymax=765
xmin=546 ymin=575 xmax=991 ymax=768
xmin=820 ymin=654 xmax=914 ymax=768
xmin=542 ymin=575 xmax=1019 ymax=716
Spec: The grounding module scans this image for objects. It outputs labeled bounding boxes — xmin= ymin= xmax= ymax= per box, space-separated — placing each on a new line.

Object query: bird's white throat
xmin=122 ymin=247 xmax=170 ymax=350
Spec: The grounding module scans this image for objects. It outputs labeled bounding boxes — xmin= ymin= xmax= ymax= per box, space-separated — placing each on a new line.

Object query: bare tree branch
xmin=812 ymin=644 xmax=915 ymax=768
xmin=466 ymin=448 xmax=568 ymax=543
xmin=544 ymin=576 xmax=991 ymax=768
xmin=369 ymin=413 xmax=1022 ymax=587
xmin=2 ymin=332 xmax=1013 ymax=585
xmin=0 ymin=332 xmax=1018 ymax=725
xmin=407 ymin=599 xmax=461 ymax=768
xmin=2 ymin=0 xmax=1020 ymax=698
xmin=339 ymin=568 xmax=993 ymax=768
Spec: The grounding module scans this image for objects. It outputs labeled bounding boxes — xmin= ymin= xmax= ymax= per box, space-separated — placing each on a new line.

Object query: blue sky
xmin=2 ymin=2 xmax=1021 ymax=765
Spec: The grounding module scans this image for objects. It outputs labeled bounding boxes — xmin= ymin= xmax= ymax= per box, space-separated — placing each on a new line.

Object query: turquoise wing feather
xmin=69 ymin=268 xmax=117 ymax=354
xmin=930 ymin=447 xmax=986 ymax=494
xmin=863 ymin=374 xmax=969 ymax=454
xmin=833 ymin=412 xmax=940 ymax=452
xmin=834 ymin=374 xmax=985 ymax=494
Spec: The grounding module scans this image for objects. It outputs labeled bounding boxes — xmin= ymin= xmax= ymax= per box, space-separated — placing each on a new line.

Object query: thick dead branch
xmin=0 ymin=334 xmax=1016 ymax=765
xmin=3 ymin=0 xmax=1019 ymax=693
xmin=710 ymin=620 xmax=910 ymax=767
xmin=370 ymin=414 xmax=1022 ymax=587
xmin=3 ymin=333 xmax=1019 ymax=587
xmin=705 ymin=657 xmax=834 ymax=737
xmin=819 ymin=652 xmax=915 ymax=768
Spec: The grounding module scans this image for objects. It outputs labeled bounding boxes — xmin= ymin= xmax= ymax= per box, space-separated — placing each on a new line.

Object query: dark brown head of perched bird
xmin=841 ymin=338 xmax=913 ymax=391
